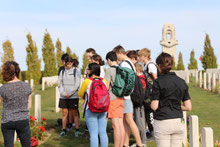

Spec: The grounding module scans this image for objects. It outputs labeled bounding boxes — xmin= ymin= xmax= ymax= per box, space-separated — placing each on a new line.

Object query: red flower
xmin=30 ymin=115 xmax=37 ymax=121
xmin=199 ymin=55 xmax=203 ymax=61
xmin=31 ymin=137 xmax=38 ymax=147
xmin=42 ymin=117 xmax=46 ymax=121
xmin=40 ymin=126 xmax=45 ymax=132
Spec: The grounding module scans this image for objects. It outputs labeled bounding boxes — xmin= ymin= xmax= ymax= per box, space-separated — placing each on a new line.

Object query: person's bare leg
xmin=111 ymin=118 xmax=125 ymax=147
xmin=119 ymin=118 xmax=125 ymax=147
xmin=123 ymin=116 xmax=131 ymax=146
xmin=62 ymin=109 xmax=68 ymax=130
xmin=125 ymin=113 xmax=142 ymax=147
xmin=73 ymin=109 xmax=79 ymax=129
xmin=68 ymin=109 xmax=74 ymax=125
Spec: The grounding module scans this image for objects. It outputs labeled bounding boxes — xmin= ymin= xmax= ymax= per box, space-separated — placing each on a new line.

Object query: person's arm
xmin=28 ymin=95 xmax=32 ymax=110
xmin=150 ymin=80 xmax=160 ymax=111
xmin=151 ymin=73 xmax=158 ymax=80
xmin=78 ymin=79 xmax=90 ymax=98
xmin=58 ymin=71 xmax=66 ymax=97
xmin=181 ymin=100 xmax=192 ymax=111
xmin=151 ymin=100 xmax=159 ymax=111
xmin=148 ymin=64 xmax=158 ymax=80
xmin=181 ymin=83 xmax=192 ymax=111
xmin=69 ymin=69 xmax=81 ymax=97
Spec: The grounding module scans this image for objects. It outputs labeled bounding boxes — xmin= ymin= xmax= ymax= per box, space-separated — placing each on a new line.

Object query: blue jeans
xmin=1 ymin=119 xmax=31 ymax=147
xmin=85 ymin=109 xmax=108 ymax=147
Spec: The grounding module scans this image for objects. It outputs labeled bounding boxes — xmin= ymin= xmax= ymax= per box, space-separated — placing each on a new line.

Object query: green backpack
xmin=111 ymin=61 xmax=136 ymax=97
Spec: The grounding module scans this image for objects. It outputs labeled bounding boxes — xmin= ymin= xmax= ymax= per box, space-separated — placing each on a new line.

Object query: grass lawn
xmin=0 ymin=80 xmax=219 ymax=146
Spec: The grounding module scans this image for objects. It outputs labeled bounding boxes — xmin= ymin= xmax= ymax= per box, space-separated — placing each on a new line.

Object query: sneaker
xmin=75 ymin=131 xmax=80 ymax=137
xmin=82 ymin=130 xmax=90 ymax=139
xmin=59 ymin=131 xmax=66 ymax=137
xmin=130 ymin=143 xmax=137 ymax=147
xmin=131 ymin=143 xmax=147 ymax=147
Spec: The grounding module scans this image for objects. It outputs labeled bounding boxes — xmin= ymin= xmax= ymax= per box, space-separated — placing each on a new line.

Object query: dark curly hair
xmin=1 ymin=61 xmax=20 ymax=82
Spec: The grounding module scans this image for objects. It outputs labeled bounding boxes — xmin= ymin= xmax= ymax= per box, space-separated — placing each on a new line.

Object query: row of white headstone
xmin=195 ymin=71 xmax=220 ymax=94
xmin=25 ymin=79 xmax=34 ymax=89
xmin=39 ymin=86 xmax=216 ymax=147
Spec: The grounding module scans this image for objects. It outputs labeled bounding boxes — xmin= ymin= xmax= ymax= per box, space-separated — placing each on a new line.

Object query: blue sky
xmin=0 ymin=0 xmax=220 ymax=70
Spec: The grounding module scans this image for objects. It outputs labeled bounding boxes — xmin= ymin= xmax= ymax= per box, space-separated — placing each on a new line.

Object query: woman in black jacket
xmin=150 ymin=52 xmax=192 ymax=147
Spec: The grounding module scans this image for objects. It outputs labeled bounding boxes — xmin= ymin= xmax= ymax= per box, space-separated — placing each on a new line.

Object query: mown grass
xmin=0 ymin=80 xmax=219 ymax=146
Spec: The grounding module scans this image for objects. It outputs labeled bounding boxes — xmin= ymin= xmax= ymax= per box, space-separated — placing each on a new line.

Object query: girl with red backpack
xmin=78 ymin=63 xmax=110 ymax=147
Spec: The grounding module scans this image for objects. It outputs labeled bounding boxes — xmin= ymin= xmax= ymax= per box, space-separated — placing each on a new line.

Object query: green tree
xmin=172 ymin=56 xmax=176 ymax=70
xmin=82 ymin=52 xmax=90 ymax=75
xmin=66 ymin=46 xmax=72 ymax=56
xmin=66 ymin=46 xmax=79 ymax=60
xmin=201 ymin=34 xmax=218 ymax=70
xmin=188 ymin=49 xmax=198 ymax=70
xmin=56 ymin=38 xmax=64 ymax=68
xmin=2 ymin=40 xmax=14 ymax=64
xmin=177 ymin=52 xmax=185 ymax=70
xmin=26 ymin=33 xmax=41 ymax=84
xmin=42 ymin=30 xmax=57 ymax=77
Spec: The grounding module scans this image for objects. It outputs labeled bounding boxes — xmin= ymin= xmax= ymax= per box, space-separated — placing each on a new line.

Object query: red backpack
xmin=88 ymin=78 xmax=110 ymax=113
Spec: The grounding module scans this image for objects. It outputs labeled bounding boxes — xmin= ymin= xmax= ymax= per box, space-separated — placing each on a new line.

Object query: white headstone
xmin=189 ymin=115 xmax=199 ymax=147
xmin=195 ymin=70 xmax=198 ymax=86
xmin=55 ymin=87 xmax=60 ymax=113
xmin=208 ymin=73 xmax=211 ymax=91
xmin=186 ymin=71 xmax=190 ymax=84
xmin=35 ymin=94 xmax=41 ymax=121
xmin=201 ymin=127 xmax=214 ymax=147
xmin=25 ymin=80 xmax=28 ymax=83
xmin=42 ymin=78 xmax=45 ymax=91
xmin=218 ymin=73 xmax=220 ymax=94
xmin=30 ymin=79 xmax=34 ymax=89
xmin=212 ymin=73 xmax=216 ymax=92
xmin=182 ymin=111 xmax=187 ymax=146
xmin=199 ymin=71 xmax=202 ymax=88
xmin=14 ymin=132 xmax=17 ymax=143
xmin=203 ymin=73 xmax=207 ymax=90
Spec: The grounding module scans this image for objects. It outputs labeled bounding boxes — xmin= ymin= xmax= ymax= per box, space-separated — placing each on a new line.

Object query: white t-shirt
xmin=100 ymin=66 xmax=105 ymax=78
xmin=120 ymin=59 xmax=136 ymax=100
xmin=144 ymin=62 xmax=157 ymax=75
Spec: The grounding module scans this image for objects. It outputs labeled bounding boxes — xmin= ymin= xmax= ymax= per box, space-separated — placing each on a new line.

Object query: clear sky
xmin=0 ymin=0 xmax=219 ymax=70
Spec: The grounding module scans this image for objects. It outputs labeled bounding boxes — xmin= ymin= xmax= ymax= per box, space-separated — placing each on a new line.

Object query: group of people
xmin=0 ymin=45 xmax=192 ymax=147
xmin=57 ymin=46 xmax=192 ymax=147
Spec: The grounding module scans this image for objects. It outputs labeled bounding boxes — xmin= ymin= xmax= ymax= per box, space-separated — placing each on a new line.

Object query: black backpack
xmin=143 ymin=62 xmax=160 ymax=100
xmin=125 ymin=61 xmax=146 ymax=108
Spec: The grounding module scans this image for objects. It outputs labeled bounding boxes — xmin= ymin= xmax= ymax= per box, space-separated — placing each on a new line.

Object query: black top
xmin=150 ymin=72 xmax=191 ymax=120
xmin=58 ymin=66 xmax=65 ymax=76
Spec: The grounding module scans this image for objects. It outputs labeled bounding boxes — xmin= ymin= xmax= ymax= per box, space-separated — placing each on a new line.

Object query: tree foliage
xmin=188 ymin=49 xmax=198 ymax=70
xmin=201 ymin=34 xmax=218 ymax=70
xmin=82 ymin=52 xmax=90 ymax=75
xmin=56 ymin=38 xmax=64 ymax=68
xmin=42 ymin=31 xmax=57 ymax=77
xmin=66 ymin=46 xmax=79 ymax=60
xmin=26 ymin=33 xmax=41 ymax=84
xmin=2 ymin=40 xmax=14 ymax=64
xmin=177 ymin=52 xmax=185 ymax=70
xmin=172 ymin=56 xmax=176 ymax=70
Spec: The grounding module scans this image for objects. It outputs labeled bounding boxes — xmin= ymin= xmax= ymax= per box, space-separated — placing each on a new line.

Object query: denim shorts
xmin=123 ymin=99 xmax=133 ymax=114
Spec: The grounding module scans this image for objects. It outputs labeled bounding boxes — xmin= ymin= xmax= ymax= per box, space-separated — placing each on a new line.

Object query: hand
xmin=65 ymin=93 xmax=69 ymax=98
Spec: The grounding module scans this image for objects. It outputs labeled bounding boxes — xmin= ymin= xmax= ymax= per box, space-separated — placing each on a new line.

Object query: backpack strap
xmin=145 ymin=62 xmax=160 ymax=77
xmin=73 ymin=68 xmax=77 ymax=77
xmin=83 ymin=93 xmax=88 ymax=118
xmin=125 ymin=60 xmax=135 ymax=71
